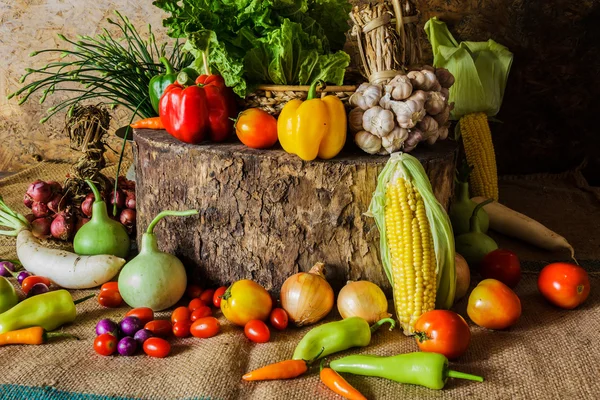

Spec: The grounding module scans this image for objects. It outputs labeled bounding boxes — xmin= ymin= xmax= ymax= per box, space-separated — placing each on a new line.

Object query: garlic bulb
xmin=280 ymin=262 xmax=334 ymax=327
xmin=440 ymin=87 xmax=450 ymax=100
xmin=389 ymin=99 xmax=426 ymax=129
xmin=438 ymin=123 xmax=450 ymax=140
xmin=408 ymin=90 xmax=429 ymax=105
xmin=433 ymin=104 xmax=451 ymax=126
xmin=381 ymin=126 xmax=408 ymax=154
xmin=337 ymin=281 xmax=391 ymax=324
xmin=425 ymin=91 xmax=446 ymax=115
xmin=435 ymin=67 xmax=455 ymax=89
xmin=426 ymin=129 xmax=440 ymax=145
xmin=349 ymin=83 xmax=382 ymax=110
xmin=362 ymin=106 xmax=395 ymax=137
xmin=355 ymin=131 xmax=382 ymax=154
xmin=418 ymin=115 xmax=439 ymax=138
xmin=348 ymin=107 xmax=364 ymax=133
xmin=403 ymin=129 xmax=423 ymax=152
xmin=407 ymin=70 xmax=426 ymax=90
xmin=378 ymin=92 xmax=393 ymax=110
xmin=384 ymin=74 xmax=413 ymax=100
xmin=408 ymin=69 xmax=440 ymax=91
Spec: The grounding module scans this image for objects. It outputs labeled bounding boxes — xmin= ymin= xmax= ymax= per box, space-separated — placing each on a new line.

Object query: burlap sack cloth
xmin=0 ymin=162 xmax=599 ymax=400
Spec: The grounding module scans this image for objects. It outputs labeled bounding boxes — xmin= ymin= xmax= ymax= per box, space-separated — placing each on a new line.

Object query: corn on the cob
xmin=459 ymin=112 xmax=498 ymax=201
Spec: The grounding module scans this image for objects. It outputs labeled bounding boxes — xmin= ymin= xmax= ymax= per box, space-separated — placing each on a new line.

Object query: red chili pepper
xmin=195 ymin=75 xmax=237 ymax=142
xmin=159 ymin=83 xmax=209 ymax=144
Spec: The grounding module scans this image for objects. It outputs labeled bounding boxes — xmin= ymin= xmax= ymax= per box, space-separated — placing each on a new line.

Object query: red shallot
xmin=26 ymin=180 xmax=53 ymax=203
xmin=31 ymin=217 xmax=52 ymax=239
xmin=31 ymin=202 xmax=50 ymax=218
xmin=50 ymin=211 xmax=74 ymax=241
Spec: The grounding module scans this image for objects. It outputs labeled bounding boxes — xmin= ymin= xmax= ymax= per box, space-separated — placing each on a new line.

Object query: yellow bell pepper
xmin=277 ymin=81 xmax=347 ymax=161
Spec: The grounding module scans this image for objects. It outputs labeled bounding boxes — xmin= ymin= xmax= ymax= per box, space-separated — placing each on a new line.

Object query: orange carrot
xmin=0 ymin=327 xmax=77 ymax=346
xmin=130 ymin=117 xmax=164 ymax=129
xmin=242 ymin=359 xmax=309 ymax=381
xmin=320 ymin=360 xmax=367 ymax=400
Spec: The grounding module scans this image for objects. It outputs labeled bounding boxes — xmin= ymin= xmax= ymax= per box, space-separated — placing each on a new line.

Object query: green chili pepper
xmin=0 ymin=276 xmax=18 ymax=314
xmin=330 ymin=352 xmax=484 ymax=390
xmin=292 ymin=316 xmax=395 ymax=361
xmin=0 ymin=289 xmax=93 ymax=334
xmin=148 ymin=57 xmax=178 ymax=114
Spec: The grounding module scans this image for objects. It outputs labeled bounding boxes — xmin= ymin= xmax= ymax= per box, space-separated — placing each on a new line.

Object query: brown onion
xmin=23 ymin=193 xmax=34 ymax=209
xmin=50 ymin=211 xmax=74 ymax=241
xmin=31 ymin=217 xmax=52 ymax=239
xmin=280 ymin=262 xmax=334 ymax=327
xmin=26 ymin=180 xmax=53 ymax=203
xmin=454 ymin=253 xmax=471 ymax=301
xmin=32 ymin=202 xmax=50 ymax=218
xmin=337 ymin=281 xmax=391 ymax=324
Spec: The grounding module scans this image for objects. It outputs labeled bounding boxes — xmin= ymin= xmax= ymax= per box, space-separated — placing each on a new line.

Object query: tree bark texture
xmin=134 ymin=129 xmax=457 ymax=296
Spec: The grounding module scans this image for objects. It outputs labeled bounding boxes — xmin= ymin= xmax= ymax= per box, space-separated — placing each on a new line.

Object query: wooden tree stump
xmin=134 ymin=129 xmax=458 ymax=296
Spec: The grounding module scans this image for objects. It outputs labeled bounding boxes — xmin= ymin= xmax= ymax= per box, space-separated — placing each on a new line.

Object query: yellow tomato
xmin=220 ymin=280 xmax=273 ymax=326
xmin=467 ymin=279 xmax=521 ymax=330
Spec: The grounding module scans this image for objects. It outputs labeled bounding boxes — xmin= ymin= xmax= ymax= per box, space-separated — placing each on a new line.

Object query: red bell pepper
xmin=195 ymin=74 xmax=237 ymax=142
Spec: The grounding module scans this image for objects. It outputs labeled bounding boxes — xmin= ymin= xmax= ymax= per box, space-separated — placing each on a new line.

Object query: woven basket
xmin=240 ymin=84 xmax=358 ymax=116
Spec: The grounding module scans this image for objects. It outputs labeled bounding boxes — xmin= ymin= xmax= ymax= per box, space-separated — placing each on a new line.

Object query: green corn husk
xmin=424 ymin=17 xmax=513 ymax=120
xmin=367 ymin=152 xmax=456 ymax=310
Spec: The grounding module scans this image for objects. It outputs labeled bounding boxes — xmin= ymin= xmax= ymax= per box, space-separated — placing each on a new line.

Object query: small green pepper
xmin=176 ymin=68 xmax=200 ymax=86
xmin=330 ymin=352 xmax=484 ymax=390
xmin=0 ymin=276 xmax=18 ymax=314
xmin=292 ymin=316 xmax=395 ymax=361
xmin=149 ymin=57 xmax=178 ymax=114
xmin=0 ymin=289 xmax=92 ymax=334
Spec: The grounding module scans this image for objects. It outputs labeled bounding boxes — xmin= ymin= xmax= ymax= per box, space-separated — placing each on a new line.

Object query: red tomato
xmin=125 ymin=307 xmax=154 ymax=325
xmin=414 ymin=310 xmax=471 ymax=359
xmin=171 ymin=306 xmax=191 ymax=324
xmin=100 ymin=281 xmax=119 ymax=293
xmin=144 ymin=320 xmax=172 ymax=338
xmin=188 ymin=298 xmax=207 ymax=312
xmin=98 ymin=290 xmax=123 ymax=308
xmin=480 ymin=249 xmax=522 ymax=288
xmin=186 ymin=284 xmax=203 ymax=299
xmin=21 ymin=276 xmax=51 ymax=294
xmin=244 ymin=320 xmax=270 ymax=343
xmin=213 ymin=286 xmax=227 ymax=308
xmin=467 ymin=279 xmax=521 ymax=330
xmin=143 ymin=337 xmax=171 ymax=358
xmin=190 ymin=306 xmax=212 ymax=321
xmin=94 ymin=333 xmax=118 ymax=356
xmin=172 ymin=321 xmax=191 ymax=338
xmin=235 ymin=109 xmax=278 ymax=149
xmin=269 ymin=308 xmax=288 ymax=331
xmin=190 ymin=317 xmax=220 ymax=339
xmin=200 ymin=289 xmax=215 ymax=306
xmin=538 ymin=263 xmax=590 ymax=309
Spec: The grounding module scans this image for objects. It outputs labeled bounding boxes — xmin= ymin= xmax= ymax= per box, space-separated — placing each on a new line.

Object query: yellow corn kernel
xmin=460 ymin=112 xmax=498 ymax=201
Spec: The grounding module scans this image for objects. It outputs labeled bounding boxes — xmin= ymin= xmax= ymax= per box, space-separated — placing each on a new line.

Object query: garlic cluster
xmin=349 ymin=66 xmax=455 ymax=155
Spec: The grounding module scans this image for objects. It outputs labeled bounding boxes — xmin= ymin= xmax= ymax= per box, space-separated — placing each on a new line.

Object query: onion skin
xmin=24 ymin=194 xmax=34 ymax=209
xmin=27 ymin=180 xmax=52 ymax=203
xmin=125 ymin=191 xmax=136 ymax=209
xmin=454 ymin=253 xmax=471 ymax=301
xmin=51 ymin=211 xmax=75 ymax=241
xmin=47 ymin=193 xmax=67 ymax=214
xmin=81 ymin=198 xmax=94 ymax=217
xmin=31 ymin=217 xmax=52 ymax=239
xmin=280 ymin=262 xmax=334 ymax=327
xmin=32 ymin=202 xmax=50 ymax=218
xmin=47 ymin=180 xmax=63 ymax=194
xmin=337 ymin=281 xmax=391 ymax=324
xmin=120 ymin=209 xmax=136 ymax=227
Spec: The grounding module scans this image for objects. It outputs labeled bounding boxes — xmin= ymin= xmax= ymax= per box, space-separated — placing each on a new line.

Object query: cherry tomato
xmin=188 ymin=298 xmax=207 ymax=312
xmin=94 ymin=333 xmax=118 ymax=356
xmin=125 ymin=307 xmax=154 ymax=325
xmin=100 ymin=281 xmax=119 ymax=293
xmin=220 ymin=280 xmax=272 ymax=326
xmin=186 ymin=284 xmax=203 ymax=299
xmin=144 ymin=320 xmax=172 ymax=338
xmin=191 ymin=306 xmax=212 ymax=321
xmin=98 ymin=289 xmax=123 ymax=308
xmin=171 ymin=306 xmax=191 ymax=324
xmin=213 ymin=286 xmax=227 ymax=308
xmin=480 ymin=249 xmax=522 ymax=288
xmin=21 ymin=276 xmax=51 ymax=295
xmin=244 ymin=320 xmax=270 ymax=343
xmin=190 ymin=317 xmax=220 ymax=338
xmin=200 ymin=289 xmax=215 ymax=306
xmin=538 ymin=262 xmax=590 ymax=309
xmin=414 ymin=310 xmax=471 ymax=359
xmin=143 ymin=337 xmax=171 ymax=358
xmin=467 ymin=279 xmax=521 ymax=330
xmin=269 ymin=308 xmax=288 ymax=331
xmin=235 ymin=108 xmax=278 ymax=149
xmin=172 ymin=321 xmax=191 ymax=338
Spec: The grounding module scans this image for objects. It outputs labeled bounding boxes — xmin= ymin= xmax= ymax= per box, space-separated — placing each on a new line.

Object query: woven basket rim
xmin=253 ymin=84 xmax=358 ymax=92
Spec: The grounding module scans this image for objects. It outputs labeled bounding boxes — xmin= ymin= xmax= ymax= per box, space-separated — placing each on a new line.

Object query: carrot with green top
xmin=0 ymin=326 xmax=78 ymax=346
xmin=130 ymin=117 xmax=164 ymax=130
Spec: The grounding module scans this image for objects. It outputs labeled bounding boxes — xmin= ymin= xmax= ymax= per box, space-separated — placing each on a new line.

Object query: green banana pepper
xmin=0 ymin=276 xmax=18 ymax=314
xmin=330 ymin=352 xmax=484 ymax=390
xmin=0 ymin=289 xmax=93 ymax=334
xmin=149 ymin=57 xmax=178 ymax=114
xmin=293 ymin=316 xmax=395 ymax=361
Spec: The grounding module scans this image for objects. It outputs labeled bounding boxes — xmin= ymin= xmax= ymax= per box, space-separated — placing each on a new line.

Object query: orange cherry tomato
xmin=414 ymin=310 xmax=471 ymax=359
xmin=538 ymin=262 xmax=590 ymax=309
xmin=171 ymin=306 xmax=191 ymax=325
xmin=125 ymin=307 xmax=154 ymax=325
xmin=21 ymin=276 xmax=51 ymax=295
xmin=467 ymin=279 xmax=521 ymax=330
xmin=186 ymin=284 xmax=203 ymax=299
xmin=190 ymin=306 xmax=212 ymax=321
xmin=235 ymin=109 xmax=278 ymax=149
xmin=213 ymin=286 xmax=227 ymax=308
xmin=244 ymin=320 xmax=270 ymax=343
xmin=144 ymin=320 xmax=172 ymax=338
xmin=188 ymin=298 xmax=207 ymax=312
xmin=94 ymin=333 xmax=118 ymax=356
xmin=190 ymin=317 xmax=220 ymax=338
xmin=269 ymin=308 xmax=288 ymax=331
xmin=143 ymin=337 xmax=171 ymax=358
xmin=200 ymin=289 xmax=215 ymax=306
xmin=98 ymin=289 xmax=123 ymax=308
xmin=480 ymin=249 xmax=522 ymax=288
xmin=100 ymin=281 xmax=119 ymax=293
xmin=172 ymin=321 xmax=191 ymax=338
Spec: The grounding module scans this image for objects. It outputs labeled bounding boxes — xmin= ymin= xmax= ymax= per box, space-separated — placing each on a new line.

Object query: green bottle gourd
xmin=455 ymin=199 xmax=498 ymax=267
xmin=449 ymin=160 xmax=489 ymax=236
xmin=118 ymin=209 xmax=198 ymax=311
xmin=73 ymin=180 xmax=130 ymax=258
